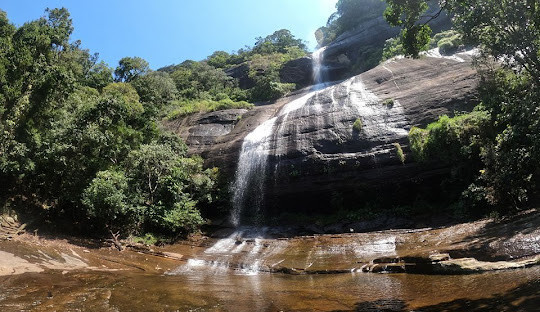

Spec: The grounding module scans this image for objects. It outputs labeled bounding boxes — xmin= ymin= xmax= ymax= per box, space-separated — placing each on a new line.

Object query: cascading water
xmin=230 ymin=117 xmax=277 ymax=226
xmin=230 ymin=47 xmax=330 ymax=226
xmin=312 ymin=47 xmax=328 ymax=85
xmin=174 ymin=47 xmax=410 ymax=275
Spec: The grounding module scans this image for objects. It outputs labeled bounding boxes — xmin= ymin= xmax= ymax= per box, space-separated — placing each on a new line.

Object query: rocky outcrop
xmin=280 ymin=7 xmax=453 ymax=86
xmin=279 ymin=57 xmax=313 ymax=88
xmin=165 ymin=52 xmax=479 ymax=214
xmin=164 ymin=109 xmax=248 ymax=156
xmin=224 ymin=64 xmax=255 ymax=89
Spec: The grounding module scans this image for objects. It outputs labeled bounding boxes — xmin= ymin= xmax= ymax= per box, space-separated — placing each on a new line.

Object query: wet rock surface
xmin=1 ymin=210 xmax=539 ymax=311
xmin=166 ymin=53 xmax=479 ymax=215
xmin=175 ymin=210 xmax=540 ymax=276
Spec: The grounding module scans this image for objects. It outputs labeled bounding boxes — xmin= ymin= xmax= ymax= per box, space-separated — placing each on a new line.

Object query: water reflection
xmin=0 ymin=267 xmax=539 ymax=311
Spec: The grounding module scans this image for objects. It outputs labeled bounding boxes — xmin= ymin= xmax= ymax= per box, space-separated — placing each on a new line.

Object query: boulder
xmin=224 ymin=64 xmax=255 ymax=89
xmin=279 ymin=57 xmax=313 ymax=88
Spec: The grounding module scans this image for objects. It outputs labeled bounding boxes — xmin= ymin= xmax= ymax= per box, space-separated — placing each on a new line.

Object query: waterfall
xmin=174 ymin=47 xmax=411 ymax=276
xmin=230 ymin=117 xmax=277 ymax=226
xmin=230 ymin=47 xmax=330 ymax=226
xmin=312 ymin=47 xmax=328 ymax=85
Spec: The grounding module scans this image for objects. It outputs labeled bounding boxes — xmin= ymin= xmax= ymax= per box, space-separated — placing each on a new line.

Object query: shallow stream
xmin=1 ymin=265 xmax=538 ymax=311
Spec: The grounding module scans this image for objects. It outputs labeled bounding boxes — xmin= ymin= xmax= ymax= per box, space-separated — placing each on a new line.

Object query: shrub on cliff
xmin=409 ymin=70 xmax=540 ymax=212
xmin=166 ymin=97 xmax=253 ymax=119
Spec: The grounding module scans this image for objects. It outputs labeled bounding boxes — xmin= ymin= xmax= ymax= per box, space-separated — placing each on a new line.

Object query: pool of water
xmin=1 ymin=266 xmax=538 ymax=311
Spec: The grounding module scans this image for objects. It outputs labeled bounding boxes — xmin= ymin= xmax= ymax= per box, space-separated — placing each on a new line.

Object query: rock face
xmin=224 ymin=64 xmax=254 ymax=89
xmin=279 ymin=57 xmax=313 ymax=88
xmin=280 ymin=7 xmax=453 ymax=86
xmin=165 ymin=52 xmax=479 ymax=216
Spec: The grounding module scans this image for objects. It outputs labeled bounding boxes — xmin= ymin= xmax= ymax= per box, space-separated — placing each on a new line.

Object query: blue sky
xmin=1 ymin=0 xmax=337 ymax=69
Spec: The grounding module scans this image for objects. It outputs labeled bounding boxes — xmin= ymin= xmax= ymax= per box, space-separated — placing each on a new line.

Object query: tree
xmin=122 ymin=142 xmax=215 ymax=234
xmin=384 ymin=0 xmax=540 ymax=80
xmin=0 ymin=8 xmax=78 ymax=190
xmin=82 ymin=170 xmax=133 ymax=233
xmin=114 ymin=56 xmax=149 ymax=82
xmin=206 ymin=50 xmax=230 ymax=69
xmin=384 ymin=0 xmax=432 ymax=57
xmin=253 ymin=29 xmax=307 ymax=55
xmin=131 ymin=71 xmax=178 ymax=117
xmin=84 ymin=61 xmax=113 ymax=90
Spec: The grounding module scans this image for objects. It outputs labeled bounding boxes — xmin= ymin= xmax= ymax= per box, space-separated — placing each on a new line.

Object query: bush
xmin=82 ymin=170 xmax=134 ymax=233
xmin=383 ymin=99 xmax=395 ymax=108
xmin=409 ymin=111 xmax=491 ymax=163
xmin=249 ymin=79 xmax=296 ymax=102
xmin=431 ymin=30 xmax=463 ymax=55
xmin=353 ymin=118 xmax=363 ymax=131
xmin=166 ymin=98 xmax=254 ymax=119
xmin=393 ymin=143 xmax=405 ymax=164
xmin=382 ymin=37 xmax=405 ymax=61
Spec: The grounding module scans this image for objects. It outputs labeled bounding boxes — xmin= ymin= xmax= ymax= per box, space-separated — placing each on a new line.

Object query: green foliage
xmin=408 ymin=67 xmax=540 ymax=211
xmin=383 ymin=0 xmax=431 ymax=57
xmin=409 ymin=111 xmax=492 ymax=163
xmin=431 ymin=30 xmax=463 ymax=55
xmin=393 ymin=143 xmax=405 ymax=164
xmin=353 ymin=118 xmax=363 ymax=131
xmin=169 ymin=61 xmax=242 ymax=101
xmin=114 ymin=56 xmax=149 ymax=82
xmin=167 ymin=98 xmax=254 ymax=119
xmin=384 ymin=0 xmax=540 ymax=82
xmin=206 ymin=50 xmax=230 ymax=69
xmin=121 ymin=143 xmax=214 ymax=234
xmin=80 ymin=141 xmax=215 ymax=235
xmin=471 ymin=70 xmax=540 ymax=208
xmin=132 ymin=233 xmax=160 ymax=245
xmin=382 ymin=37 xmax=405 ymax=61
xmin=102 ymin=82 xmax=142 ymax=111
xmin=246 ymin=49 xmax=305 ymax=101
xmin=383 ymin=99 xmax=395 ymax=108
xmin=131 ymin=71 xmax=178 ymax=117
xmin=253 ymin=29 xmax=307 ymax=55
xmin=0 ymin=9 xmax=217 ymax=237
xmin=84 ymin=61 xmax=113 ymax=90
xmin=162 ymin=29 xmax=307 ymax=103
xmin=82 ymin=170 xmax=132 ymax=231
xmin=249 ymin=78 xmax=296 ymax=102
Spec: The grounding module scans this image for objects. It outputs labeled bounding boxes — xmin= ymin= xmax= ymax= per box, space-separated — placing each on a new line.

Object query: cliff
xmin=164 ymin=51 xmax=478 ymax=216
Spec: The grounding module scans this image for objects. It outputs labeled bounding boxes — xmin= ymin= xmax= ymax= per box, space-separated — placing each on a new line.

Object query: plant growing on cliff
xmin=393 ymin=143 xmax=405 ymax=164
xmin=353 ymin=118 xmax=363 ymax=132
xmin=383 ymin=99 xmax=395 ymax=108
xmin=431 ymin=30 xmax=463 ymax=55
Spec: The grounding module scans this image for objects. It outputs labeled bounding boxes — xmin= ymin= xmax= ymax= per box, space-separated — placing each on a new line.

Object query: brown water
xmin=2 ymin=214 xmax=540 ymax=311
xmin=1 ymin=266 xmax=539 ymax=311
